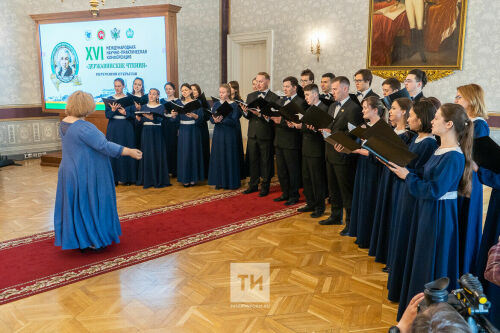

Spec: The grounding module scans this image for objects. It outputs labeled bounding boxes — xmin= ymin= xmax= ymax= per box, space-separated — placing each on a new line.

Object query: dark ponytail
xmin=440 ymin=103 xmax=474 ymax=197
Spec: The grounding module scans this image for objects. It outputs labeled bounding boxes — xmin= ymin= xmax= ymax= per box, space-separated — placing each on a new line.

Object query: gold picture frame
xmin=366 ymin=0 xmax=468 ymax=81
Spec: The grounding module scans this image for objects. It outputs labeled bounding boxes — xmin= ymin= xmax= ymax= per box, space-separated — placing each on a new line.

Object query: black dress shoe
xmin=382 ymin=266 xmax=390 ymax=273
xmin=310 ymin=210 xmax=324 ymax=218
xmin=285 ymin=198 xmax=299 ymax=206
xmin=243 ymin=187 xmax=258 ymax=194
xmin=319 ymin=217 xmax=342 ymax=225
xmin=273 ymin=195 xmax=288 ymax=202
xmin=259 ymin=188 xmax=269 ymax=197
xmin=297 ymin=205 xmax=315 ymax=213
xmin=339 ymin=227 xmax=349 ymax=236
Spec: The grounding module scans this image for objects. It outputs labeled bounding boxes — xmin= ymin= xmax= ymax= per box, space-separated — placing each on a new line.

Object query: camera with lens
xmin=418 ymin=273 xmax=499 ymax=333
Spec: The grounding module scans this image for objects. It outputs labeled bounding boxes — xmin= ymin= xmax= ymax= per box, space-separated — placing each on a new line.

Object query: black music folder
xmin=102 ymin=95 xmax=134 ymax=109
xmin=212 ymin=101 xmax=233 ymax=118
xmin=171 ymin=100 xmax=199 ymax=114
xmin=129 ymin=93 xmax=149 ymax=105
xmin=361 ymin=120 xmax=417 ymax=167
xmin=211 ymin=96 xmax=220 ymax=104
xmin=325 ymin=132 xmax=362 ymax=153
xmin=319 ymin=97 xmax=335 ymax=107
xmin=473 ymin=136 xmax=500 ymax=173
xmin=350 ymin=125 xmax=369 ymax=140
xmin=278 ymin=101 xmax=304 ymax=123
xmin=301 ymin=105 xmax=333 ymax=129
xmin=161 ymin=100 xmax=178 ymax=112
xmin=381 ymin=88 xmax=411 ymax=109
xmin=349 ymin=93 xmax=362 ymax=107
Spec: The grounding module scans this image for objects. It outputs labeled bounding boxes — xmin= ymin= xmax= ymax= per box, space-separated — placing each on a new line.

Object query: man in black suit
xmin=319 ymin=73 xmax=335 ymax=101
xmin=291 ymin=84 xmax=328 ymax=218
xmin=319 ymin=76 xmax=364 ymax=235
xmin=354 ymin=69 xmax=379 ymax=103
xmin=300 ymin=69 xmax=315 ymax=88
xmin=404 ymin=69 xmax=427 ymax=102
xmin=241 ymin=72 xmax=280 ymax=197
xmin=381 ymin=77 xmax=401 ymax=97
xmin=270 ymin=76 xmax=307 ymax=205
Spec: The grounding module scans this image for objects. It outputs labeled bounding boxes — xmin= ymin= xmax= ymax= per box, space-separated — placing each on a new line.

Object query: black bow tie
xmin=285 ymin=97 xmax=292 ymax=101
xmin=356 ymin=92 xmax=363 ymax=96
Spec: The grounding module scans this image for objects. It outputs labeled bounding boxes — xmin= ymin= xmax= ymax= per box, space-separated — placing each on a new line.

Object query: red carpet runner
xmin=0 ymin=186 xmax=303 ymax=304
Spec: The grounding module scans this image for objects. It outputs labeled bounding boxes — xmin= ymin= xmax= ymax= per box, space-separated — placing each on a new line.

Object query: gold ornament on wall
xmin=60 ymin=0 xmax=136 ymax=16
xmin=372 ymin=69 xmax=455 ymax=82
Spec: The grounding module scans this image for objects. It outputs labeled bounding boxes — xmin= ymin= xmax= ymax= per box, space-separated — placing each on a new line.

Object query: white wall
xmin=0 ymin=0 xmax=220 ymax=106
xmin=230 ymin=0 xmax=500 ymax=111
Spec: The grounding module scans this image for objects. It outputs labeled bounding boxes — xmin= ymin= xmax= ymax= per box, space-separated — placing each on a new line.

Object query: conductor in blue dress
xmin=387 ymin=103 xmax=474 ymax=320
xmin=172 ymin=83 xmax=205 ymax=187
xmin=455 ymin=83 xmax=490 ymax=276
xmin=208 ymin=84 xmax=241 ymax=190
xmin=105 ymin=78 xmax=138 ymax=185
xmin=54 ymin=91 xmax=142 ymax=250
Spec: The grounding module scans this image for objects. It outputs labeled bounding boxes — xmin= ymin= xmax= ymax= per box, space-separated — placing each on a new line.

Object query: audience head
xmin=405 ymin=69 xmax=427 ymax=96
xmin=320 ymin=73 xmax=335 ymax=94
xmin=148 ymin=88 xmax=160 ymax=103
xmin=303 ymin=83 xmax=320 ymax=105
xmin=256 ymin=72 xmax=270 ymax=91
xmin=382 ymin=77 xmax=401 ymax=96
xmin=331 ymin=76 xmax=350 ymax=101
xmin=180 ymin=83 xmax=194 ymax=100
xmin=300 ymin=69 xmax=315 ymax=87
xmin=65 ymin=90 xmax=95 ymax=117
xmin=164 ymin=82 xmax=176 ymax=98
xmin=363 ymin=95 xmax=385 ymax=120
xmin=433 ymin=103 xmax=473 ymax=196
xmin=132 ymin=77 xmax=145 ymax=96
xmin=190 ymin=83 xmax=202 ymax=99
xmin=252 ymin=77 xmax=258 ymax=91
xmin=113 ymin=78 xmax=125 ymax=94
xmin=411 ymin=302 xmax=472 ymax=333
xmin=283 ymin=76 xmax=299 ymax=97
xmin=228 ymin=80 xmax=241 ymax=101
xmin=389 ymin=97 xmax=412 ymax=127
xmin=354 ymin=69 xmax=373 ymax=92
xmin=455 ymin=84 xmax=487 ymax=119
xmin=409 ymin=99 xmax=437 ymax=133
xmin=219 ymin=83 xmax=232 ymax=101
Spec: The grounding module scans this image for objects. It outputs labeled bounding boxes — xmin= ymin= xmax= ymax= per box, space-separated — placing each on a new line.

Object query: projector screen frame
xmin=31 ymin=4 xmax=181 ymax=114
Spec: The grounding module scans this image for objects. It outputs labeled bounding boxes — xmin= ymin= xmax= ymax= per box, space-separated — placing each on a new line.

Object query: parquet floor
xmin=0 ymin=160 xmax=492 ymax=332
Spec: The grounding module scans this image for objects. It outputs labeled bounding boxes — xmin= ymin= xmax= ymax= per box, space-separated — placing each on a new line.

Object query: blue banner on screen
xmin=39 ymin=17 xmax=167 ymax=110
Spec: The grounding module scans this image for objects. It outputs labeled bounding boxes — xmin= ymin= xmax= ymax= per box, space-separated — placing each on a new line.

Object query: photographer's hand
xmin=397 ymin=292 xmax=424 ymax=333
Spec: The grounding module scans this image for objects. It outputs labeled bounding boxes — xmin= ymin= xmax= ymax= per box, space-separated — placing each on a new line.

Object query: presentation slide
xmin=39 ymin=16 xmax=167 ymax=110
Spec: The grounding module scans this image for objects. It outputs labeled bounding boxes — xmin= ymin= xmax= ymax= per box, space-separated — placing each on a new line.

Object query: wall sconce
xmin=310 ymin=38 xmax=321 ymax=62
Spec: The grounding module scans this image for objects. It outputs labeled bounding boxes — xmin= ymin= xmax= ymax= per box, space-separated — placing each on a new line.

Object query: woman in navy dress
xmin=386 ymin=99 xmax=438 ymax=302
xmin=369 ymin=97 xmax=414 ymax=265
xmin=54 ymin=91 xmax=142 ymax=250
xmin=172 ymin=83 xmax=205 ymax=186
xmin=455 ymin=84 xmax=489 ymax=275
xmin=343 ymin=96 xmax=386 ymax=248
xmin=229 ymin=80 xmax=247 ymax=179
xmin=473 ymin=163 xmax=500 ymax=328
xmin=160 ymin=82 xmax=181 ymax=178
xmin=136 ymin=88 xmax=170 ymax=189
xmin=191 ymin=84 xmax=211 ymax=179
xmin=130 ymin=77 xmax=146 ymax=149
xmin=105 ymin=78 xmax=138 ymax=185
xmin=208 ymin=84 xmax=241 ymax=190
xmin=388 ymin=103 xmax=473 ymax=320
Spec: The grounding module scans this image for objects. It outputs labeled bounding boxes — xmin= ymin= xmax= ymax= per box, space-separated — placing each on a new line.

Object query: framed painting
xmin=367 ymin=0 xmax=468 ymax=80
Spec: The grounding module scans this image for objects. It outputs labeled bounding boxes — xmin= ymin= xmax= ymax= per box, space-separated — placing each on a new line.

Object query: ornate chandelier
xmin=61 ymin=0 xmax=136 ymax=17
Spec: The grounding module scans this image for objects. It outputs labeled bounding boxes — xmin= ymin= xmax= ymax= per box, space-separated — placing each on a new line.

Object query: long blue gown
xmin=397 ymin=147 xmax=464 ymax=320
xmin=136 ymin=104 xmax=171 ymax=189
xmin=105 ymin=96 xmax=137 ymax=184
xmin=369 ymin=130 xmax=414 ymax=263
xmin=349 ymin=152 xmax=384 ymax=248
xmin=475 ymin=167 xmax=500 ymax=328
xmin=386 ymin=135 xmax=438 ymax=302
xmin=160 ymin=98 xmax=182 ymax=177
xmin=54 ymin=120 xmax=123 ymax=250
xmin=197 ymin=99 xmax=211 ymax=179
xmin=176 ymin=104 xmax=205 ymax=184
xmin=208 ymin=102 xmax=241 ymax=189
xmin=457 ymin=117 xmax=490 ymax=275
xmin=234 ymin=105 xmax=247 ymax=179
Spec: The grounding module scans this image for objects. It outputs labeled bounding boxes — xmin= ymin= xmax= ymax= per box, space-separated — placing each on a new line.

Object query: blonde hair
xmin=457 ymin=84 xmax=487 ymax=119
xmin=220 ymin=83 xmax=232 ymax=100
xmin=65 ymin=91 xmax=96 ymax=117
